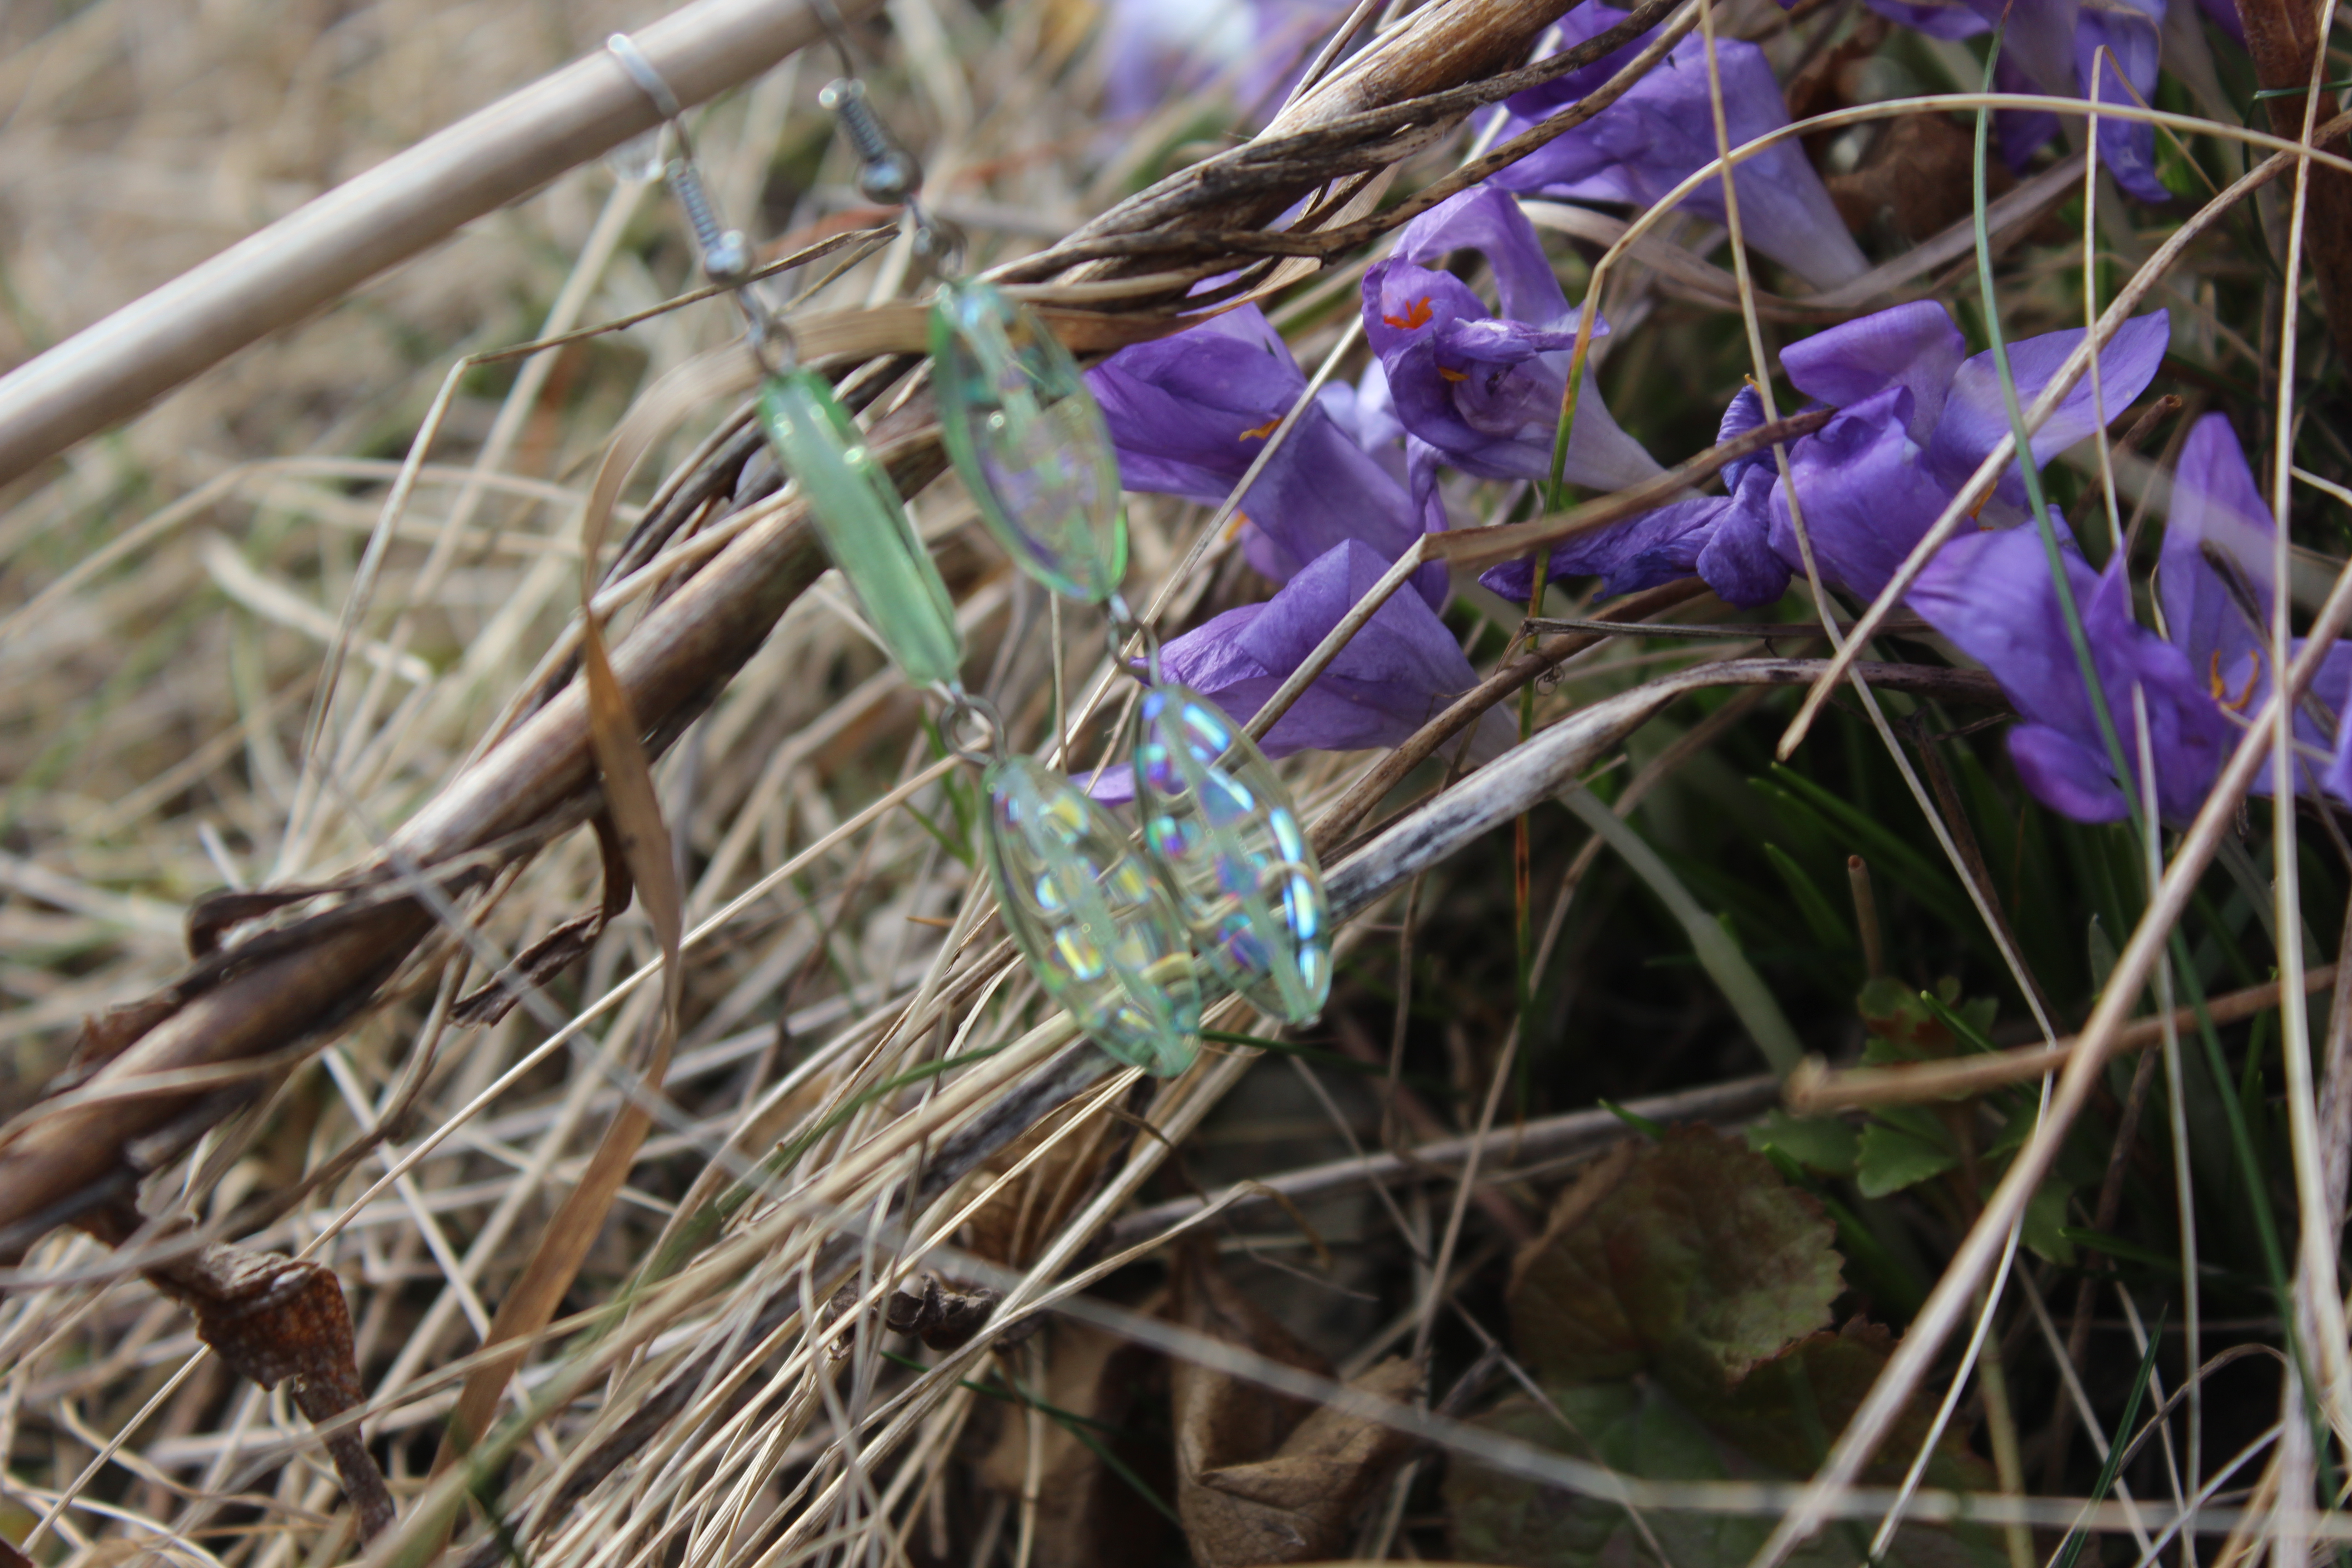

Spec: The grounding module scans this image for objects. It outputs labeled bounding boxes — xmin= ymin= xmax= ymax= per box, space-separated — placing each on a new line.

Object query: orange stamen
xmin=1437 ymin=367 xmax=1468 ymax=383
xmin=1381 ymin=296 xmax=1433 ymax=330
xmin=1237 ymin=418 xmax=1280 ymax=441
xmin=2209 ymin=648 xmax=2262 ymax=713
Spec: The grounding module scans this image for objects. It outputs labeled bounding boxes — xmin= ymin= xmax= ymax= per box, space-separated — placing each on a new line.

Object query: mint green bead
xmin=930 ymin=278 xmax=1127 ymax=604
xmin=758 ymin=370 xmax=964 ymax=688
xmin=981 ymin=754 xmax=1199 ymax=1076
xmin=1133 ymin=683 xmax=1330 ymax=1024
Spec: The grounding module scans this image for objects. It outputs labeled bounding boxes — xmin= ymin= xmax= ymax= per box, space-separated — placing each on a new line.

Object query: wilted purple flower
xmin=1860 ymin=0 xmax=2170 ymax=202
xmin=1087 ymin=539 xmax=1512 ymax=802
xmin=1765 ymin=300 xmax=2171 ymax=598
xmin=1362 ymin=186 xmax=1665 ymax=509
xmin=1087 ymin=303 xmax=1448 ymax=605
xmin=1482 ymin=3 xmax=1870 ymax=289
xmin=1907 ymin=413 xmax=2352 ymax=823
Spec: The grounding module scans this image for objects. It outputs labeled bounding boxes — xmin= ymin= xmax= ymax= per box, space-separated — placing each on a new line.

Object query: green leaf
xmin=1507 ymin=1127 xmax=1843 ymax=1391
xmin=1748 ymin=1110 xmax=1860 ymax=1178
xmin=1855 ymin=1110 xmax=1959 ymax=1198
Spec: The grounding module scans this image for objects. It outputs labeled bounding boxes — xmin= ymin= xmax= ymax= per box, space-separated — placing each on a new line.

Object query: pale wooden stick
xmin=0 ymin=0 xmax=878 ymax=490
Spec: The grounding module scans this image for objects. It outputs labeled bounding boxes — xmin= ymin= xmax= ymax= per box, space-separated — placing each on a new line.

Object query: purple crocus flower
xmin=1910 ymin=527 xmax=2227 ymax=821
xmin=1086 ymin=539 xmax=1512 ymax=801
xmin=1477 ymin=391 xmax=1780 ymax=604
xmin=1907 ymin=413 xmax=2351 ymax=823
xmin=1162 ymin=538 xmax=1514 ymax=759
xmin=2154 ymin=414 xmax=2352 ymax=798
xmin=1087 ymin=303 xmax=1448 ymax=606
xmin=1859 ymin=0 xmax=2170 ymax=202
xmin=1478 ymin=300 xmax=2169 ymax=611
xmin=1765 ymin=300 xmax=2171 ymax=599
xmin=1482 ymin=3 xmax=1870 ymax=289
xmin=1362 ymin=186 xmax=1665 ymax=514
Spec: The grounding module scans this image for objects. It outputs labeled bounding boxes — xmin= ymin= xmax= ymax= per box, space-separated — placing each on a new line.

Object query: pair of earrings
xmin=610 ymin=39 xmax=1330 ymax=1075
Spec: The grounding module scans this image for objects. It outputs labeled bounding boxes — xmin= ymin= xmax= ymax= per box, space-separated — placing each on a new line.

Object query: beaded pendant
xmin=981 ymin=754 xmax=1200 ymax=1075
xmin=1132 ymin=683 xmax=1330 ymax=1023
xmin=757 ymin=369 xmax=964 ymax=688
xmin=930 ymin=277 xmax=1127 ymax=604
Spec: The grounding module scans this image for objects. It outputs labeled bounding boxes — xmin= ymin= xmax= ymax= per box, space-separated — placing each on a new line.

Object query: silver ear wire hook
xmin=606 ymin=31 xmax=792 ymax=361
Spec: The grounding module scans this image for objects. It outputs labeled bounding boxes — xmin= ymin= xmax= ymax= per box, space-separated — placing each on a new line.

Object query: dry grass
xmin=3 ymin=0 xmax=2351 ymax=1563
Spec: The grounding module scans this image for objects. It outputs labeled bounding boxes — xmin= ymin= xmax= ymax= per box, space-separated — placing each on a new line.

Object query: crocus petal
xmin=1924 ymin=309 xmax=2171 ymax=504
xmin=1479 ymin=492 xmax=1727 ymax=603
xmin=1487 ymin=8 xmax=1870 ymax=289
xmin=1983 ymin=0 xmax=2082 ymax=93
xmin=2078 ymin=4 xmax=2170 ymax=202
xmin=1861 ymin=0 xmax=1991 ymax=37
xmin=1161 ymin=539 xmax=1514 ymax=759
xmin=1364 ymin=253 xmax=1663 ymax=493
xmin=1695 ymin=466 xmax=1792 ymax=606
xmin=1391 ymin=185 xmax=1573 ymax=328
xmin=2006 ymin=724 xmax=2132 ymax=822
xmin=1779 ymin=299 xmax=1965 ymax=441
xmin=1088 ymin=304 xmax=1305 ymax=498
xmin=2197 ymin=0 xmax=2246 ymax=46
xmin=1766 ymin=387 xmax=1950 ymax=599
xmin=1092 ymin=303 xmax=1443 ymax=603
xmin=2160 ymin=412 xmax=2275 ymax=693
xmin=1715 ymin=383 xmax=1770 ymax=491
xmin=1911 ymin=526 xmax=2232 ymax=822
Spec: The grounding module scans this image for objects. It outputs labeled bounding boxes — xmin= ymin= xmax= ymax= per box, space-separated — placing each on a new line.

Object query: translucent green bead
xmin=930 ymin=278 xmax=1127 ymax=604
xmin=1133 ymin=684 xmax=1330 ymax=1024
xmin=758 ymin=369 xmax=964 ymax=688
xmin=981 ymin=754 xmax=1200 ymax=1075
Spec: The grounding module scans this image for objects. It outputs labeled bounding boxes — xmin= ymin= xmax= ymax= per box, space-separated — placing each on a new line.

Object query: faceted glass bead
xmin=1132 ymin=683 xmax=1330 ymax=1024
xmin=930 ymin=278 xmax=1127 ymax=604
xmin=981 ymin=754 xmax=1200 ymax=1076
xmin=758 ymin=369 xmax=964 ymax=688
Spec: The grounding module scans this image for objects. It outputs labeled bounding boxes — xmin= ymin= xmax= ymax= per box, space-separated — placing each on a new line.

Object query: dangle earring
xmin=850 ymin=75 xmax=1334 ymax=1031
xmin=607 ymin=38 xmax=1328 ymax=1073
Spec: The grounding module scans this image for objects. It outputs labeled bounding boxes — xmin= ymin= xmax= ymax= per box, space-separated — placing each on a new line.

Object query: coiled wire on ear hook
xmin=605 ymin=31 xmax=786 ymax=354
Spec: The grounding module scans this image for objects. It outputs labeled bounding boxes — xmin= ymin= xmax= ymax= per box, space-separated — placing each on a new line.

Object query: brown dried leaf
xmin=431 ymin=364 xmax=693 ymax=1493
xmin=0 ymin=1534 xmax=25 ymax=1568
xmin=1170 ymin=1246 xmax=1417 ymax=1566
xmin=451 ymin=910 xmax=604 ymax=1028
xmin=59 ymin=995 xmax=183 ymax=1084
xmin=1506 ymin=1127 xmax=1841 ymax=1396
xmin=147 ymin=1243 xmax=394 ymax=1540
xmin=1825 ymin=114 xmax=2015 ymax=246
xmin=186 ymin=883 xmax=344 ymax=958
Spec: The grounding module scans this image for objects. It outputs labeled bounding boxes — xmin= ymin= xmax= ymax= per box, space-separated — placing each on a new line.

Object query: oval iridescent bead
xmin=930 ymin=278 xmax=1127 ymax=604
xmin=980 ymin=754 xmax=1200 ymax=1076
xmin=1132 ymin=683 xmax=1330 ymax=1024
xmin=758 ymin=369 xmax=964 ymax=688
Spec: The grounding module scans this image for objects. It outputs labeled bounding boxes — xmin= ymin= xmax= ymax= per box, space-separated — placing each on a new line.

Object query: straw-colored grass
xmin=4 ymin=0 xmax=2351 ymax=1563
